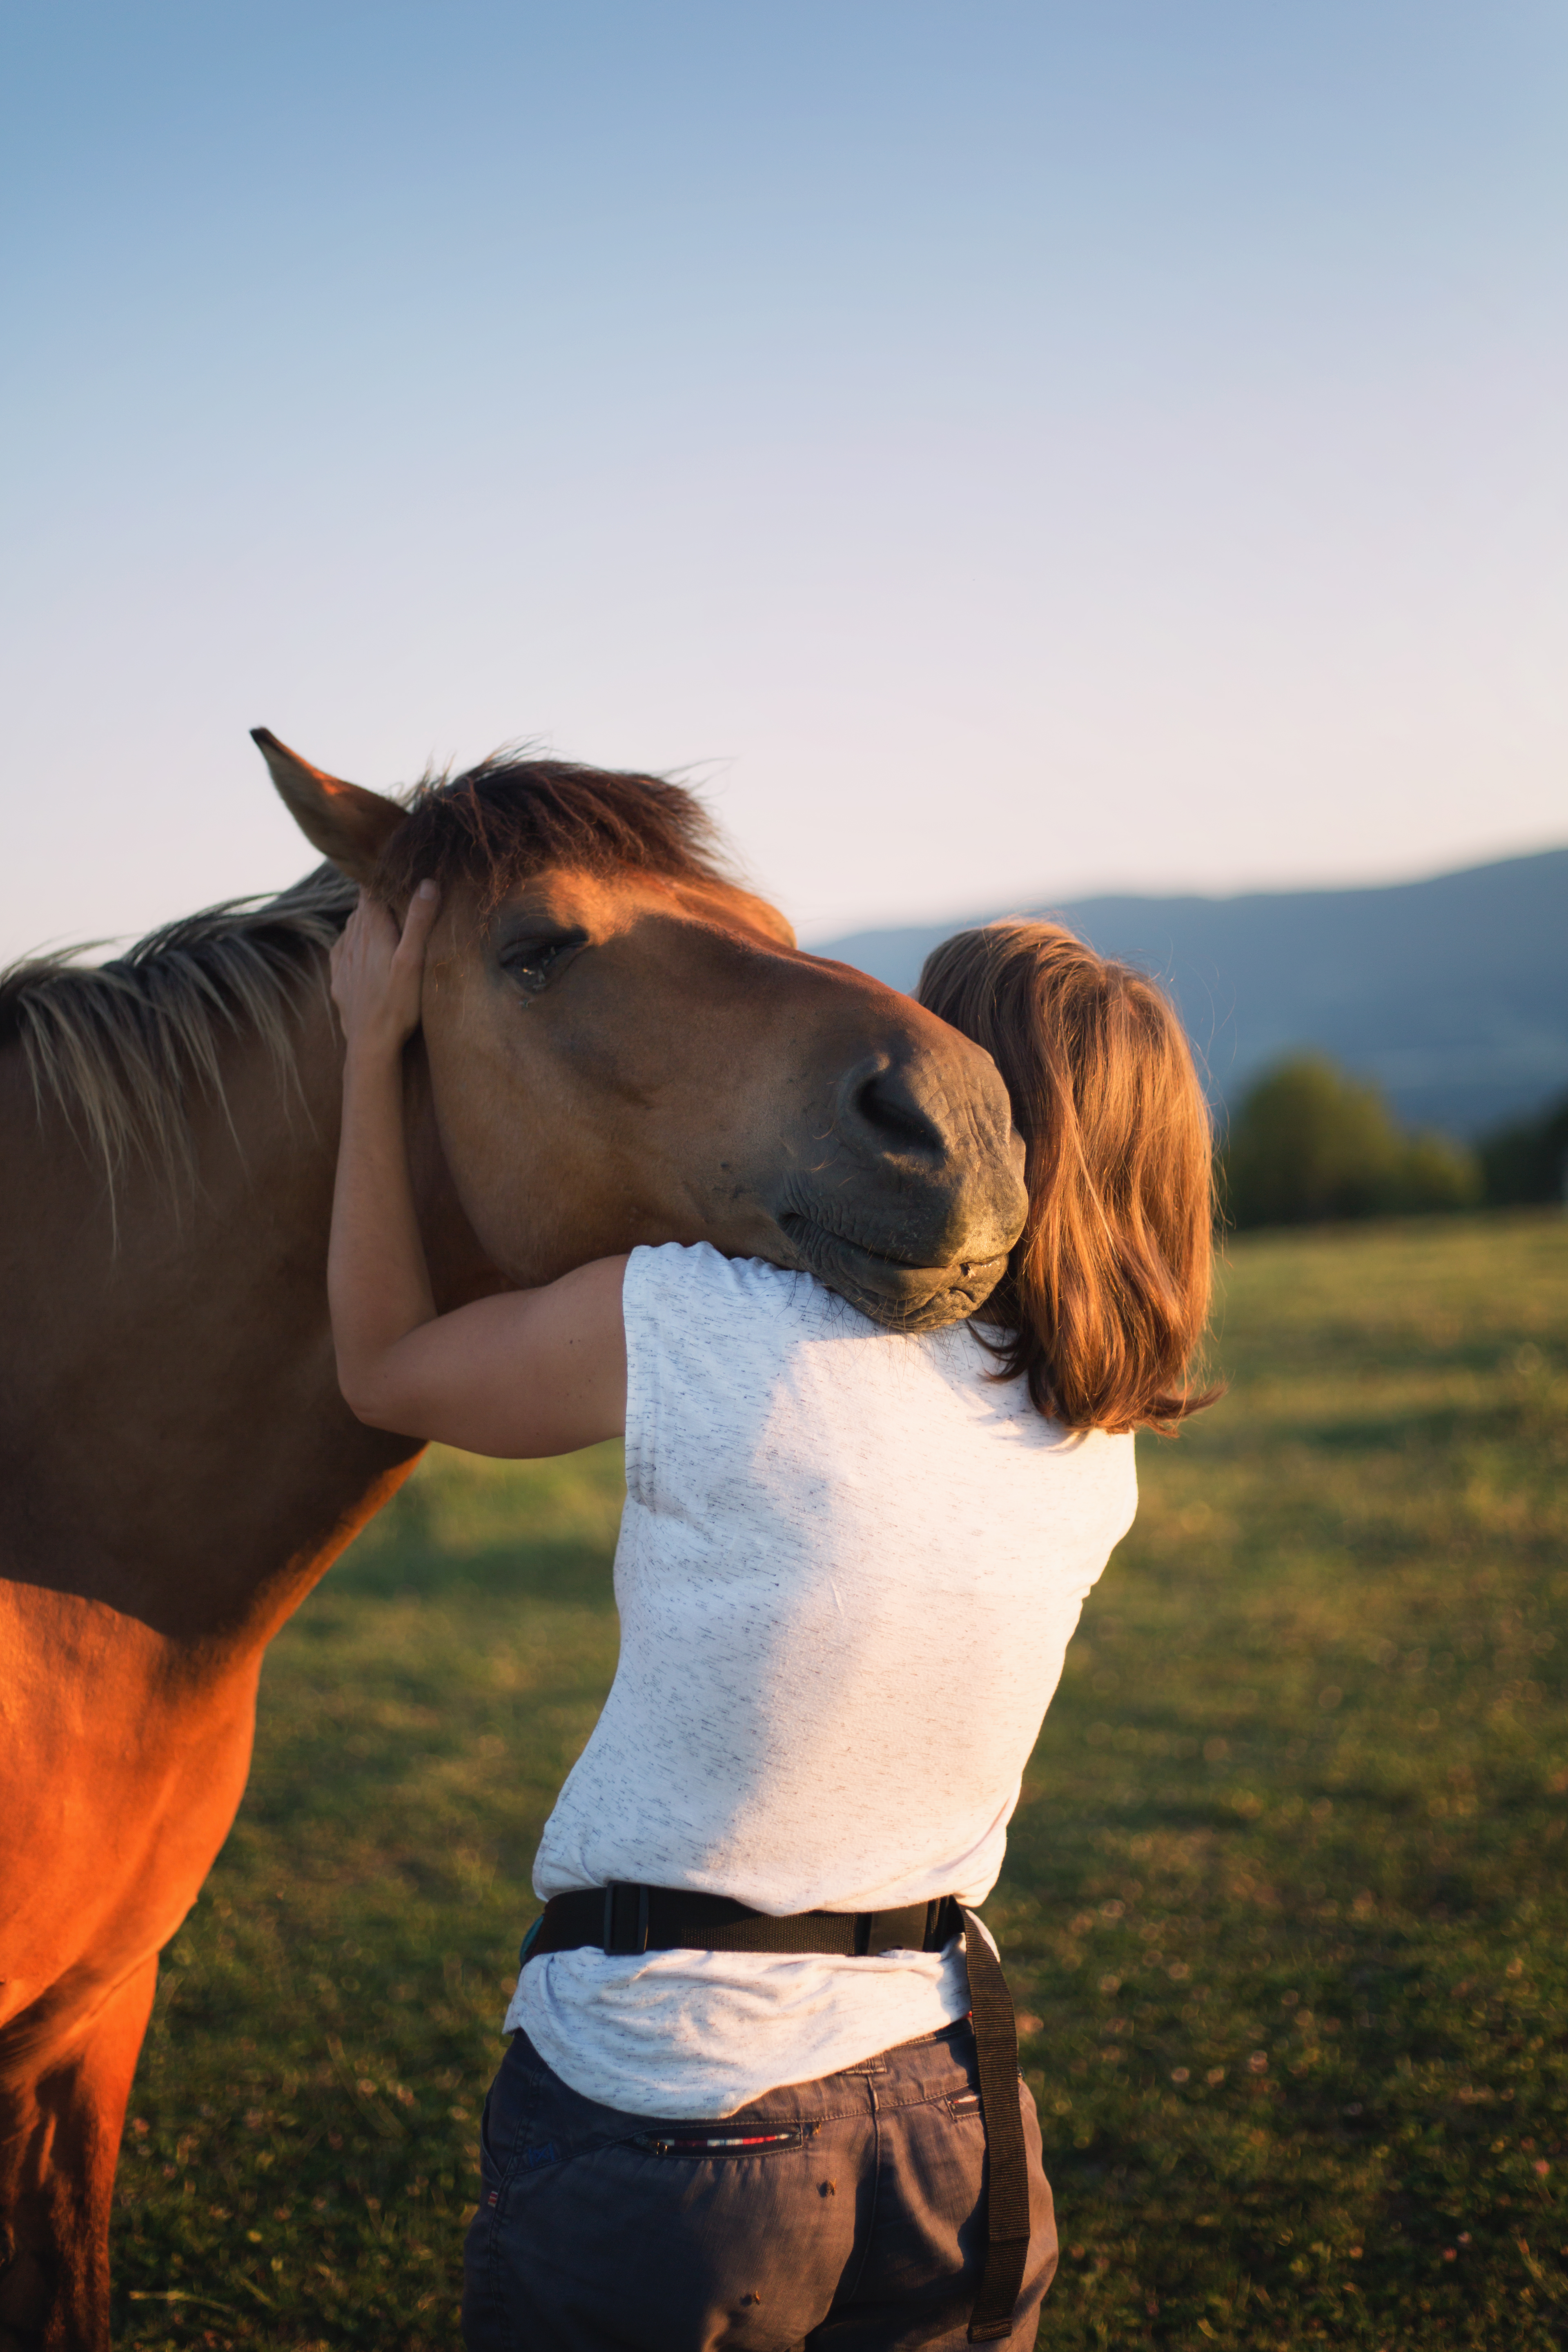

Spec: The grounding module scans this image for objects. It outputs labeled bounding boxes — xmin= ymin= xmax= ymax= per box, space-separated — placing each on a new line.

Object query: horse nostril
xmin=839 ymin=1058 xmax=947 ymax=1161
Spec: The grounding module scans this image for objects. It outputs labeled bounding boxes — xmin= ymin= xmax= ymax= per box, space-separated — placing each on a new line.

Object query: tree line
xmin=1219 ymin=1057 xmax=1568 ymax=1230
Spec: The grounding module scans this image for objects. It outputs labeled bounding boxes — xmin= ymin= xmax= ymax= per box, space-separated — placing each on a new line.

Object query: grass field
xmin=111 ymin=1212 xmax=1568 ymax=2350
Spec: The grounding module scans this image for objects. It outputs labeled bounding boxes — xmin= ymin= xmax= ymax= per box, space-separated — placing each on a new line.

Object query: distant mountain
xmin=816 ymin=846 xmax=1568 ymax=1139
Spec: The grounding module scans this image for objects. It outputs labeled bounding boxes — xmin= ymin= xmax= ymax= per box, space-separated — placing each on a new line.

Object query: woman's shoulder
xmin=936 ymin=1321 xmax=1137 ymax=1447
xmin=625 ymin=1244 xmax=850 ymax=1345
xmin=627 ymin=1240 xmax=803 ymax=1306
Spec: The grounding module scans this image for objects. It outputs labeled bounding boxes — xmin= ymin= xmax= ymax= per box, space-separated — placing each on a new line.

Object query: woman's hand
xmin=330 ymin=881 xmax=441 ymax=1061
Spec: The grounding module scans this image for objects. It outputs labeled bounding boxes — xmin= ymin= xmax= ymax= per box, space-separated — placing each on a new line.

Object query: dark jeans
xmin=462 ymin=2019 xmax=1057 ymax=2351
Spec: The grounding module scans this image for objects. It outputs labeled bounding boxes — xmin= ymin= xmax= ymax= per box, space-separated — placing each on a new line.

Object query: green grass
xmin=111 ymin=1213 xmax=1568 ymax=2349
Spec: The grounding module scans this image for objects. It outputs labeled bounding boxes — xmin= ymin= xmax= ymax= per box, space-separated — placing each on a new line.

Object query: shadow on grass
xmin=330 ymin=1437 xmax=625 ymax=1610
xmin=332 ymin=1523 xmax=619 ymax=1609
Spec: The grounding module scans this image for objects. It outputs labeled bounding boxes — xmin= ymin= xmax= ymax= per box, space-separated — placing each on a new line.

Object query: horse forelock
xmin=372 ymin=754 xmax=738 ymax=918
xmin=0 ymin=864 xmax=356 ymax=1213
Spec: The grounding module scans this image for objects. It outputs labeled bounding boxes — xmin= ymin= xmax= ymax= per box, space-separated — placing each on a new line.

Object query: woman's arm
xmin=327 ymin=886 xmax=628 ymax=1457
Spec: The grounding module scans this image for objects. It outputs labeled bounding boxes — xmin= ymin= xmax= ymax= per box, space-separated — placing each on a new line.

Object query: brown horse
xmin=0 ymin=733 xmax=1026 ymax=2350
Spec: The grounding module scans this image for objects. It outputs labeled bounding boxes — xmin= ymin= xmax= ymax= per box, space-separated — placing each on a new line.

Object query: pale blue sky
xmin=2 ymin=1 xmax=1564 ymax=956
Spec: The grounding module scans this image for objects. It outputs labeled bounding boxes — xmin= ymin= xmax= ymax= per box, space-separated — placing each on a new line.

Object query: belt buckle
xmin=603 ymin=1883 xmax=651 ymax=1956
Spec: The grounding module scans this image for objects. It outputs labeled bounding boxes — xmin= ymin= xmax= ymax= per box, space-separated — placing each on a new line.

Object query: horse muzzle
xmin=775 ymin=1206 xmax=1018 ymax=1334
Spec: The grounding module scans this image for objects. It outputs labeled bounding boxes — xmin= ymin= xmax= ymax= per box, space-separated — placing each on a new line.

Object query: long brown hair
xmin=918 ymin=921 xmax=1218 ymax=1433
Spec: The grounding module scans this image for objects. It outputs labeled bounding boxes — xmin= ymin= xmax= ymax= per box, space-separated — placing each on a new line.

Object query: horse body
xmin=0 ymin=986 xmax=430 ymax=2345
xmin=0 ymin=740 xmax=1027 ymax=2346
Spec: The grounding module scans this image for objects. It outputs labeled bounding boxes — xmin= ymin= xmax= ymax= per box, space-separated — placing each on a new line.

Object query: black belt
xmin=521 ymin=1886 xmax=1029 ymax=2342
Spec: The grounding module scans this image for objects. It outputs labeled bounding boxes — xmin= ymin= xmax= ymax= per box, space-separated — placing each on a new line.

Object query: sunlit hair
xmin=374 ymin=757 xmax=733 ymax=915
xmin=918 ymin=921 xmax=1219 ymax=1434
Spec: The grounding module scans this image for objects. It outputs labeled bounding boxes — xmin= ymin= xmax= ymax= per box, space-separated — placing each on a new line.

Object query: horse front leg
xmin=0 ymin=1958 xmax=158 ymax=2352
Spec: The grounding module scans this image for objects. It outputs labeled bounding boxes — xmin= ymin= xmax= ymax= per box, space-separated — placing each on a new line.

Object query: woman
xmin=327 ymin=886 xmax=1215 ymax=2351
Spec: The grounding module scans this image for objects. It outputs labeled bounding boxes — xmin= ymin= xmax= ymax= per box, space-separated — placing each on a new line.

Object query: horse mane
xmin=0 ymin=864 xmax=356 ymax=1199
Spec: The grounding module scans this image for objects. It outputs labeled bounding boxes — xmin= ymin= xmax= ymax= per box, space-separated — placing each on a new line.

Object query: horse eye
xmin=503 ymin=939 xmax=570 ymax=994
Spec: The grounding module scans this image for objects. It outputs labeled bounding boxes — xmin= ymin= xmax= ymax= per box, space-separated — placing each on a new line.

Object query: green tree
xmin=1479 ymin=1088 xmax=1568 ymax=1206
xmin=1221 ymin=1054 xmax=1479 ymax=1229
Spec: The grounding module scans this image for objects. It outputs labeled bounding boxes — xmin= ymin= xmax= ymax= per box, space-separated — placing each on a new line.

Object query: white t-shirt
xmin=505 ymin=1242 xmax=1136 ymax=2116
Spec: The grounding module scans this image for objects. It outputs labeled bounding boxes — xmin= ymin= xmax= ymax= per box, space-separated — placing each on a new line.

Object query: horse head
xmin=254 ymin=729 xmax=1027 ymax=1330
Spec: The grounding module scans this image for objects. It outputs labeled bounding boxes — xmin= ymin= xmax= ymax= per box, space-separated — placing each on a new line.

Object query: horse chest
xmin=0 ymin=1583 xmax=258 ymax=2039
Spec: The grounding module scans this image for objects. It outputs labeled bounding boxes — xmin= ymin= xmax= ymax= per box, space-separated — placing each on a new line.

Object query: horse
xmin=0 ymin=731 xmax=1027 ymax=2350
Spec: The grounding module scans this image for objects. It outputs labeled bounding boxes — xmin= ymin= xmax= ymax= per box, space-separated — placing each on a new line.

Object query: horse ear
xmin=251 ymin=727 xmax=407 ymax=884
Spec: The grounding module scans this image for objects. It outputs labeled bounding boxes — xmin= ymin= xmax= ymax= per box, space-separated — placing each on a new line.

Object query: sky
xmin=2 ymin=0 xmax=1564 ymax=960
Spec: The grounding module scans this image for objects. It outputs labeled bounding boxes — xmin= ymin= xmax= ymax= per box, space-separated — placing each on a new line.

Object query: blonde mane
xmin=0 ymin=865 xmax=355 ymax=1197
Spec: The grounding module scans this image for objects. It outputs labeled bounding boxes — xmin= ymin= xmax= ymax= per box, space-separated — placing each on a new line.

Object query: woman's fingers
xmin=332 ymin=893 xmax=390 ymax=1007
xmin=394 ymin=878 xmax=441 ymax=970
xmin=331 ymin=884 xmax=439 ymax=1047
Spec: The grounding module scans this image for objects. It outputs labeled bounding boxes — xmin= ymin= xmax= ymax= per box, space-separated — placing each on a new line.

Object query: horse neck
xmin=0 ymin=980 xmax=489 ymax=1662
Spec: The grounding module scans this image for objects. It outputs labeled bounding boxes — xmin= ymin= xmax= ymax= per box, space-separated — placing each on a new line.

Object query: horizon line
xmin=802 ymin=837 xmax=1568 ymax=947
